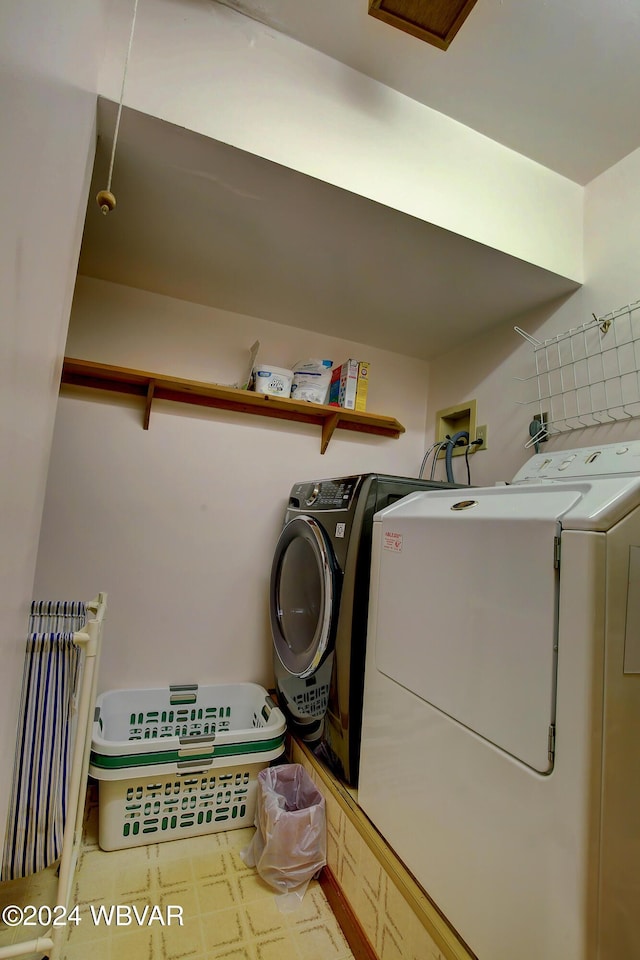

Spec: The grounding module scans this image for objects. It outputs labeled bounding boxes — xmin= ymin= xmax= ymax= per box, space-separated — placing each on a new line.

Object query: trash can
xmin=242 ymin=763 xmax=326 ymax=903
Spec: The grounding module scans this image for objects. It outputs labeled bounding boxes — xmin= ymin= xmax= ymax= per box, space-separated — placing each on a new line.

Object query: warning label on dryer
xmin=383 ymin=530 xmax=403 ymax=553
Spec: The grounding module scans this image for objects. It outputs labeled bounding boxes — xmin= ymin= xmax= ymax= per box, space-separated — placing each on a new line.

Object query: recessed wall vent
xmin=368 ymin=0 xmax=478 ymax=51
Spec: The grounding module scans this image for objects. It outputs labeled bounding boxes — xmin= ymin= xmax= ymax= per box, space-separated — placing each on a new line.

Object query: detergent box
xmin=355 ymin=361 xmax=369 ymax=412
xmin=329 ymin=359 xmax=359 ymax=409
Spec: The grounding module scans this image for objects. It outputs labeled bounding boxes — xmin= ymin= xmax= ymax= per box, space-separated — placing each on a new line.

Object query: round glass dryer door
xmin=270 ymin=515 xmax=340 ymax=678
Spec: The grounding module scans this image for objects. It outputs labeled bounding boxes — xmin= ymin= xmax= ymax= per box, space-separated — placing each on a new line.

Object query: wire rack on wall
xmin=515 ymin=298 xmax=640 ymax=447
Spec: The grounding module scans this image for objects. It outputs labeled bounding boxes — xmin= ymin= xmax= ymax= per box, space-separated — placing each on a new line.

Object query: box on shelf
xmin=90 ymin=682 xmax=286 ymax=850
xmin=329 ymin=359 xmax=359 ymax=409
xmin=355 ymin=361 xmax=369 ymax=412
xmin=329 ymin=359 xmax=370 ymax=410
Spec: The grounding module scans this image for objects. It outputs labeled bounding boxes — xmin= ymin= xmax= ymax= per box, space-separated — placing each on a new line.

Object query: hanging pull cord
xmin=96 ymin=0 xmax=140 ymax=215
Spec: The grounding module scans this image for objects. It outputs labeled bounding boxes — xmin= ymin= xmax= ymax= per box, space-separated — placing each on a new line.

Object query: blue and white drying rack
xmin=0 ymin=593 xmax=107 ymax=960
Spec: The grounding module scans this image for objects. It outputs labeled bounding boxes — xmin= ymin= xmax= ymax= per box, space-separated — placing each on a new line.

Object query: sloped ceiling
xmin=212 ymin=0 xmax=640 ymax=185
xmin=78 ymin=101 xmax=578 ymax=361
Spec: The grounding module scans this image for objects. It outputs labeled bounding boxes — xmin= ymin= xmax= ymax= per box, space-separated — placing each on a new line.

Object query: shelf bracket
xmin=143 ymin=379 xmax=155 ymax=430
xmin=321 ymin=414 xmax=340 ymax=454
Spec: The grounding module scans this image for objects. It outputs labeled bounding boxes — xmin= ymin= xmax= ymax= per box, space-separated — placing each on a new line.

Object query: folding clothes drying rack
xmin=0 ymin=593 xmax=107 ymax=960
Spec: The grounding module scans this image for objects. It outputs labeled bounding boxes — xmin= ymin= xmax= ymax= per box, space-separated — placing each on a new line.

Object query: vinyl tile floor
xmin=59 ymin=794 xmax=355 ymax=960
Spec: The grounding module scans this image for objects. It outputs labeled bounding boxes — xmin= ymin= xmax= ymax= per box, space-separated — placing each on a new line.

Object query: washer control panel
xmin=513 ymin=440 xmax=640 ymax=482
xmin=289 ymin=477 xmax=360 ymax=510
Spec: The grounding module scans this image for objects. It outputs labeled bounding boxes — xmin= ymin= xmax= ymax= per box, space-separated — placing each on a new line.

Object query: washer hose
xmin=445 ymin=430 xmax=470 ymax=482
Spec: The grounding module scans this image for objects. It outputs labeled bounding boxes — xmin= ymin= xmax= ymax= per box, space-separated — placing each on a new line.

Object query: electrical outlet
xmin=475 ymin=424 xmax=487 ymax=450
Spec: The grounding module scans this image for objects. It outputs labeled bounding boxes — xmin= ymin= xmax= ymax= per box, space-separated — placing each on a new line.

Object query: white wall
xmin=0 ymin=1 xmax=107 ymax=842
xmin=34 ymin=277 xmax=429 ymax=693
xmin=425 ymin=145 xmax=640 ymax=486
xmin=98 ymin=0 xmax=583 ymax=283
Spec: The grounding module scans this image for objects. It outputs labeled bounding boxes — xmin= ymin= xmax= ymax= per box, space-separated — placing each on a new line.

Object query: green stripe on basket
xmin=90 ymin=734 xmax=285 ymax=770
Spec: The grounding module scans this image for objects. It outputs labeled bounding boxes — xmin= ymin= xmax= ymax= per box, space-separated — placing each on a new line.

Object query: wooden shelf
xmin=60 ymin=358 xmax=405 ymax=454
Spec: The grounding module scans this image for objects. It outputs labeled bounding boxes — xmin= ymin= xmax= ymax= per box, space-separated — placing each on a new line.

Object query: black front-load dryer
xmin=270 ymin=473 xmax=460 ymax=786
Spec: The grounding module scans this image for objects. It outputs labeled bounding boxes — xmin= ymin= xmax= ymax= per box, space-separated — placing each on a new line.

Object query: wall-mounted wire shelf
xmin=515 ymin=299 xmax=640 ymax=447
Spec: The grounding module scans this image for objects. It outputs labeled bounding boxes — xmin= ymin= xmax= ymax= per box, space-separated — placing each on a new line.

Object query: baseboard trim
xmin=319 ymin=866 xmax=378 ymax=960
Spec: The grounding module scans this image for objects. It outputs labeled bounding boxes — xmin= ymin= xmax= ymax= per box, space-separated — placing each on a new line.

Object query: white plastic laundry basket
xmin=97 ymin=761 xmax=268 ymax=851
xmin=90 ymin=682 xmax=286 ymax=850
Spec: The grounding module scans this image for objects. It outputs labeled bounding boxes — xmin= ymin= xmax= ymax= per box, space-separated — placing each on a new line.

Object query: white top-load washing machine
xmin=358 ymin=441 xmax=640 ymax=960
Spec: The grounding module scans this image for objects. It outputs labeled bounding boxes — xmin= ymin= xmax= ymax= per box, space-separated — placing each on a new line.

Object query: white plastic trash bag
xmin=241 ymin=763 xmax=326 ymax=906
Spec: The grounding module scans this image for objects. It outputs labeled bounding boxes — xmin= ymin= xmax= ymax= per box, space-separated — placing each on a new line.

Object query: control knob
xmin=306 ymin=484 xmax=321 ymax=506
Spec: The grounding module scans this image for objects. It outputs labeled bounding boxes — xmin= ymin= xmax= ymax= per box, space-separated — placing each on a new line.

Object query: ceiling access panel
xmin=368 ymin=0 xmax=478 ymax=50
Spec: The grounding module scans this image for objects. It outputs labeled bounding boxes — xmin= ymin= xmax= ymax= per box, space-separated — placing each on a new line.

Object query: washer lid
xmin=372 ymin=485 xmax=586 ymax=773
xmin=378 ymin=477 xmax=640 ymax=532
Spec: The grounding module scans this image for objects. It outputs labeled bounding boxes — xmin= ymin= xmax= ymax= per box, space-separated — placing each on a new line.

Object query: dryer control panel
xmin=289 ymin=477 xmax=361 ymax=510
